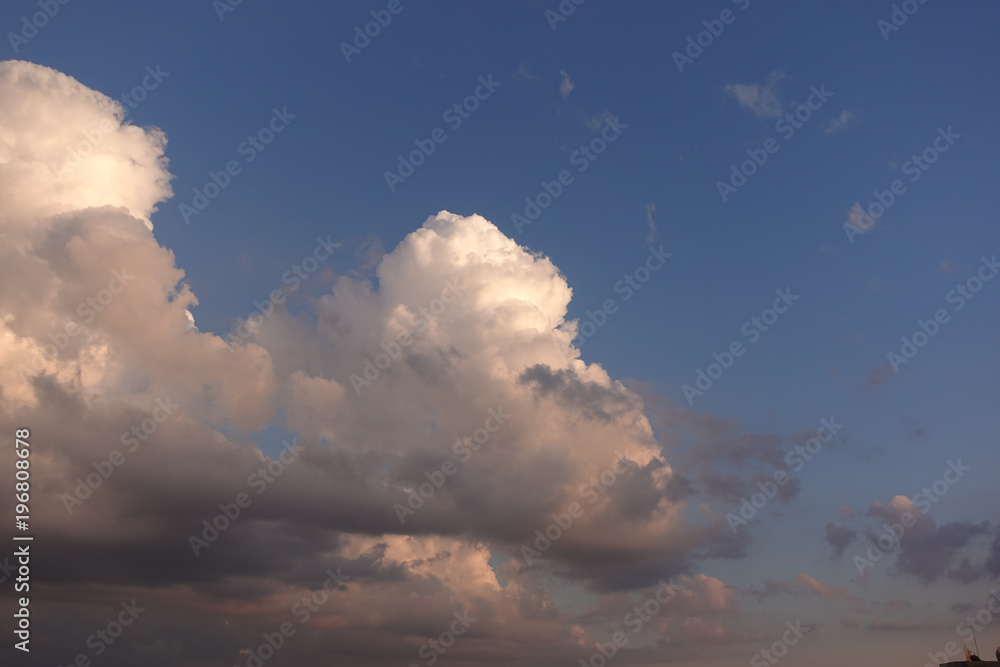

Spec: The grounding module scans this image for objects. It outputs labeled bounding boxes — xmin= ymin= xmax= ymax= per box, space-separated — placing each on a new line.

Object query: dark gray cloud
xmin=856 ymin=499 xmax=999 ymax=583
xmin=826 ymin=522 xmax=857 ymax=558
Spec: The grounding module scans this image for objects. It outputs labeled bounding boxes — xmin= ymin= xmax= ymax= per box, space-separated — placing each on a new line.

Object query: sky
xmin=1 ymin=1 xmax=999 ymax=666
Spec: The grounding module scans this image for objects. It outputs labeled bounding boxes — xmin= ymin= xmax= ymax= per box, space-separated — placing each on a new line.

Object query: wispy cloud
xmin=866 ymin=275 xmax=892 ymax=295
xmin=795 ymin=573 xmax=857 ymax=600
xmin=825 ymin=110 xmax=854 ymax=133
xmin=559 ymin=68 xmax=574 ymax=97
xmin=867 ymin=620 xmax=931 ymax=632
xmin=845 ymin=202 xmax=878 ymax=234
xmin=903 ymin=417 xmax=925 ymax=439
xmin=513 ymin=63 xmax=537 ymax=82
xmin=883 ymin=598 xmax=912 ymax=612
xmin=752 ymin=573 xmax=859 ymax=601
xmin=939 ymin=257 xmax=961 ymax=273
xmin=584 ymin=109 xmax=616 ymax=131
xmin=725 ymin=70 xmax=785 ymax=119
xmin=865 ymin=362 xmax=895 ymax=387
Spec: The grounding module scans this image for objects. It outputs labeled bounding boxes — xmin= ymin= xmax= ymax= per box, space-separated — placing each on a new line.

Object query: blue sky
xmin=3 ymin=1 xmax=1000 ymax=665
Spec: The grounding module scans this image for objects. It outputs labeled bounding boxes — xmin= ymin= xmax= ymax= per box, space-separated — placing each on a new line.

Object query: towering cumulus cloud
xmin=0 ymin=61 xmax=746 ymax=665
xmin=0 ymin=60 xmax=275 ymax=427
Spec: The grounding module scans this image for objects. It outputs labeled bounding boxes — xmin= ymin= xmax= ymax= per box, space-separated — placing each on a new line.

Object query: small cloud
xmin=863 ymin=500 xmax=997 ymax=584
xmin=559 ymin=68 xmax=574 ymax=98
xmin=939 ymin=257 xmax=961 ymax=273
xmin=837 ymin=505 xmax=855 ymax=519
xmin=584 ymin=109 xmax=617 ymax=131
xmin=795 ymin=573 xmax=857 ymax=601
xmin=903 ymin=417 xmax=925 ymax=439
xmin=867 ymin=620 xmax=930 ymax=632
xmin=725 ymin=70 xmax=785 ymax=119
xmin=866 ymin=275 xmax=892 ymax=296
xmin=884 ymin=599 xmax=912 ymax=612
xmin=645 ymin=204 xmax=657 ymax=244
xmin=951 ymin=602 xmax=977 ymax=614
xmin=865 ymin=363 xmax=895 ymax=388
xmin=753 ymin=573 xmax=858 ymax=602
xmin=513 ymin=63 xmax=537 ymax=82
xmin=840 ymin=617 xmax=859 ymax=628
xmin=826 ymin=522 xmax=857 ymax=558
xmin=353 ymin=238 xmax=384 ymax=274
xmin=845 ymin=202 xmax=879 ymax=234
xmin=825 ymin=110 xmax=854 ymax=133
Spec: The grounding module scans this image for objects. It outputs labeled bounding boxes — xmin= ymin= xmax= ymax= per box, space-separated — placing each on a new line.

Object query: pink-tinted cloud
xmin=0 ymin=60 xmax=778 ymax=666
